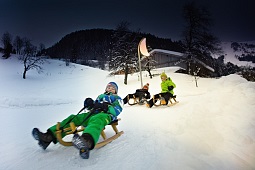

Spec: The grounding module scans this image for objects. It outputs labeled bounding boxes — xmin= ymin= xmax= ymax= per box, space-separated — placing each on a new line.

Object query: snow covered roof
xmin=149 ymin=49 xmax=185 ymax=57
xmin=149 ymin=49 xmax=214 ymax=72
xmin=192 ymin=57 xmax=215 ymax=72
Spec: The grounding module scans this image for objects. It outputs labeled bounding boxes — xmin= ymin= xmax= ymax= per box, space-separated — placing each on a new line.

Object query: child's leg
xmin=147 ymin=94 xmax=159 ymax=107
xmin=154 ymin=94 xmax=160 ymax=100
xmin=161 ymin=92 xmax=173 ymax=104
xmin=49 ymin=113 xmax=89 ymax=139
xmin=146 ymin=98 xmax=154 ymax=108
xmin=82 ymin=113 xmax=111 ymax=149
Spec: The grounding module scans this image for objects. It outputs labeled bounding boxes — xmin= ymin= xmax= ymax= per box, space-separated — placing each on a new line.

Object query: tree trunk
xmin=23 ymin=69 xmax=27 ymax=79
xmin=195 ymin=76 xmax=198 ymax=87
xmin=124 ymin=64 xmax=128 ymax=85
xmin=147 ymin=68 xmax=152 ymax=79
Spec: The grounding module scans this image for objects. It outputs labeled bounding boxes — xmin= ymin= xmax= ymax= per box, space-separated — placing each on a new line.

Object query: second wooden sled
xmin=55 ymin=118 xmax=124 ymax=149
xmin=153 ymin=95 xmax=179 ymax=107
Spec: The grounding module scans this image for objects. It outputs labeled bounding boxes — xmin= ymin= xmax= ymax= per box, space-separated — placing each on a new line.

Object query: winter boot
xmin=161 ymin=99 xmax=167 ymax=105
xmin=146 ymin=99 xmax=154 ymax=108
xmin=159 ymin=96 xmax=167 ymax=105
xmin=138 ymin=98 xmax=146 ymax=105
xmin=72 ymin=133 xmax=93 ymax=159
xmin=32 ymin=128 xmax=55 ymax=150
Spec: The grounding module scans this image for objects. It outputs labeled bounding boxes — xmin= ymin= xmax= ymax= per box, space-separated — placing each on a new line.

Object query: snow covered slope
xmin=0 ymin=55 xmax=255 ymax=170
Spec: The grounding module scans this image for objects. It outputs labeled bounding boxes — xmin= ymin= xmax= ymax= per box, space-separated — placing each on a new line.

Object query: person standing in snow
xmin=123 ymin=83 xmax=151 ymax=105
xmin=146 ymin=72 xmax=176 ymax=108
xmin=32 ymin=82 xmax=123 ymax=159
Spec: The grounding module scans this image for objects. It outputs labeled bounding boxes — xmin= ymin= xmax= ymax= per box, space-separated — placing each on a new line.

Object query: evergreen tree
xmin=109 ymin=21 xmax=139 ymax=85
xmin=1 ymin=32 xmax=13 ymax=59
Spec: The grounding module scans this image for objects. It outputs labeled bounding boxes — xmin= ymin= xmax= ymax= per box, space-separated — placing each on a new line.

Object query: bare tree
xmin=141 ymin=55 xmax=156 ymax=79
xmin=1 ymin=32 xmax=13 ymax=58
xmin=181 ymin=1 xmax=222 ymax=81
xmin=140 ymin=45 xmax=156 ymax=79
xmin=19 ymin=38 xmax=44 ymax=79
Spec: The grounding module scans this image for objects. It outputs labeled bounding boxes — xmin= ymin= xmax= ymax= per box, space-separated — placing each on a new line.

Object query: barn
xmin=149 ymin=49 xmax=187 ymax=69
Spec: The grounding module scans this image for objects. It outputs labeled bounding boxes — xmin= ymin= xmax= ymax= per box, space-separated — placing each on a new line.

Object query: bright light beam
xmin=139 ymin=38 xmax=150 ymax=56
xmin=138 ymin=38 xmax=150 ymax=88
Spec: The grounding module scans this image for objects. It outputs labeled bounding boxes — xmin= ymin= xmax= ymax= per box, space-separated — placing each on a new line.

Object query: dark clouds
xmin=0 ymin=0 xmax=254 ymax=48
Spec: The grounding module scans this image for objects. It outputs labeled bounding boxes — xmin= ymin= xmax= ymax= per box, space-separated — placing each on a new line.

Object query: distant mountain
xmin=45 ymin=29 xmax=184 ymax=62
xmin=221 ymin=41 xmax=255 ymax=67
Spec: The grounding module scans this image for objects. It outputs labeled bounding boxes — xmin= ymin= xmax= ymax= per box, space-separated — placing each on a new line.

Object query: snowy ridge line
xmin=0 ymin=98 xmax=73 ymax=108
xmin=177 ymin=92 xmax=207 ymax=97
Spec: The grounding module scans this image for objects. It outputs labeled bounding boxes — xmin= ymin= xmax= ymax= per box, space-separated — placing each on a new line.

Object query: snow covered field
xmin=0 ymin=55 xmax=255 ymax=170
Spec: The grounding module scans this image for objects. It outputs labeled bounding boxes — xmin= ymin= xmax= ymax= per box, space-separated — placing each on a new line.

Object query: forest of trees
xmin=45 ymin=29 xmax=183 ymax=65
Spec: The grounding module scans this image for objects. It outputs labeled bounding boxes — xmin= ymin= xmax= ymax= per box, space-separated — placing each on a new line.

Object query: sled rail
xmin=154 ymin=95 xmax=179 ymax=107
xmin=127 ymin=95 xmax=139 ymax=105
xmin=127 ymin=95 xmax=148 ymax=106
xmin=55 ymin=118 xmax=123 ymax=148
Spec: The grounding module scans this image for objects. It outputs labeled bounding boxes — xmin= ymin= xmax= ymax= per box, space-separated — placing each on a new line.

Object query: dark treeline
xmin=45 ymin=28 xmax=184 ymax=63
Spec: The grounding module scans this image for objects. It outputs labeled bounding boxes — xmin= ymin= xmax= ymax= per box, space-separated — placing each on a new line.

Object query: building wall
xmin=150 ymin=51 xmax=187 ymax=69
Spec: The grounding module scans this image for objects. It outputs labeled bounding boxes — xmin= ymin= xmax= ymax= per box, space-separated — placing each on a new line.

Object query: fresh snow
xmin=0 ymin=55 xmax=255 ymax=170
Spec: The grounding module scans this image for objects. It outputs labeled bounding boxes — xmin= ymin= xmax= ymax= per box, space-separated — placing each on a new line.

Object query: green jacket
xmin=161 ymin=78 xmax=176 ymax=94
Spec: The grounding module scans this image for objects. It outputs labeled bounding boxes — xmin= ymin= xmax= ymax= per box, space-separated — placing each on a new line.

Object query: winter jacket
xmin=95 ymin=92 xmax=123 ymax=117
xmin=161 ymin=78 xmax=176 ymax=94
xmin=135 ymin=89 xmax=151 ymax=99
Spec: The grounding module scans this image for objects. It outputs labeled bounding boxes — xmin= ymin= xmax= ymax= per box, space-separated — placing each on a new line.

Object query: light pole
xmin=138 ymin=38 xmax=150 ymax=88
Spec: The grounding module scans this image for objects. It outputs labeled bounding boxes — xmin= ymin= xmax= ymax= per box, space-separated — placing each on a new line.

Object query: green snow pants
xmin=49 ymin=112 xmax=112 ymax=146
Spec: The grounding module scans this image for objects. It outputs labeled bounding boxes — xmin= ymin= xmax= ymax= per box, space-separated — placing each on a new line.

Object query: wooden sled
xmin=127 ymin=95 xmax=147 ymax=106
xmin=127 ymin=95 xmax=139 ymax=105
xmin=55 ymin=118 xmax=124 ymax=149
xmin=153 ymin=95 xmax=179 ymax=107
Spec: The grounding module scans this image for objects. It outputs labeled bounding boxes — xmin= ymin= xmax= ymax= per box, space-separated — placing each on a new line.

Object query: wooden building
xmin=149 ymin=49 xmax=187 ymax=69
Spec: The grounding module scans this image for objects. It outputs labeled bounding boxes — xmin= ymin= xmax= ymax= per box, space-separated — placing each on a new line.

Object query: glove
xmin=84 ymin=98 xmax=94 ymax=108
xmin=168 ymin=86 xmax=174 ymax=91
xmin=93 ymin=102 xmax=109 ymax=113
xmin=104 ymin=91 xmax=112 ymax=95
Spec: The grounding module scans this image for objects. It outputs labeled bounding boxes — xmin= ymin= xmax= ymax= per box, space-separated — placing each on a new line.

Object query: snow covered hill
xmin=0 ymin=55 xmax=255 ymax=170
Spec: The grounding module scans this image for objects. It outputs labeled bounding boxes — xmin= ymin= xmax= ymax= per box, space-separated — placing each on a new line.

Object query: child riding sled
xmin=123 ymin=83 xmax=151 ymax=105
xmin=146 ymin=72 xmax=176 ymax=108
xmin=32 ymin=82 xmax=123 ymax=159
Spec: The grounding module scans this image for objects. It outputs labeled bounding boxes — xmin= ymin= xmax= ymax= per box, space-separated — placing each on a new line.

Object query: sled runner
xmin=153 ymin=95 xmax=179 ymax=107
xmin=127 ymin=95 xmax=148 ymax=105
xmin=55 ymin=118 xmax=124 ymax=149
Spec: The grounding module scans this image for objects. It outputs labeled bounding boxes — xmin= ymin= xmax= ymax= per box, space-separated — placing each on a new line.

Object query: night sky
xmin=1 ymin=0 xmax=254 ymax=48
